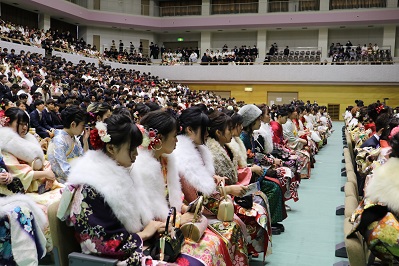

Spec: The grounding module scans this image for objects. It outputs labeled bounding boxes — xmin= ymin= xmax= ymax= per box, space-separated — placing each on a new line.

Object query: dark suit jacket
xmin=50 ymin=111 xmax=63 ymax=129
xmin=0 ymin=83 xmax=10 ymax=101
xmin=4 ymin=92 xmax=18 ymax=102
xmin=29 ymin=109 xmax=52 ymax=138
xmin=360 ymin=135 xmax=380 ymax=149
xmin=43 ymin=109 xmax=63 ymax=129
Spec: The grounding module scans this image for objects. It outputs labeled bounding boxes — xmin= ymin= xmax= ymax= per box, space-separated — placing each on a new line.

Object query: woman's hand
xmin=83 ymin=127 xmax=90 ymax=142
xmin=250 ymin=165 xmax=263 ymax=176
xmin=213 ymin=175 xmax=228 ymax=186
xmin=138 ymin=220 xmax=165 ymax=241
xmin=226 ymin=185 xmax=247 ymax=197
xmin=44 ymin=169 xmax=55 ymax=181
xmin=180 ymin=212 xmax=196 ymax=225
xmin=0 ymin=172 xmax=13 ymax=185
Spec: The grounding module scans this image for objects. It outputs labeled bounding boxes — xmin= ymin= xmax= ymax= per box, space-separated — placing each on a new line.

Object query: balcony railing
xmin=211 ymin=2 xmax=259 ymax=14
xmin=159 ymin=5 xmax=202 ymax=17
xmin=268 ymin=0 xmax=320 ymax=12
xmin=329 ymin=0 xmax=386 ymax=10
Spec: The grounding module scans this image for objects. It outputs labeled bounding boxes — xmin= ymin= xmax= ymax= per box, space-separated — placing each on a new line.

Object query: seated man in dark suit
xmin=43 ymin=99 xmax=63 ymax=129
xmin=360 ymin=113 xmax=390 ymax=149
xmin=29 ymin=100 xmax=54 ymax=139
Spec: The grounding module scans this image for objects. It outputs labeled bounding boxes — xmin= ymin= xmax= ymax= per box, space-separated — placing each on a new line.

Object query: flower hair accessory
xmin=137 ymin=124 xmax=161 ymax=150
xmin=89 ymin=121 xmax=111 ymax=150
xmin=375 ymin=105 xmax=384 ymax=114
xmin=95 ymin=121 xmax=111 ymax=143
xmin=0 ymin=116 xmax=10 ymax=127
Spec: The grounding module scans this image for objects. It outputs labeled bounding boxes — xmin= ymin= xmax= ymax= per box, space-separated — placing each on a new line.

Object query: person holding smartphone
xmin=47 ymin=106 xmax=90 ymax=183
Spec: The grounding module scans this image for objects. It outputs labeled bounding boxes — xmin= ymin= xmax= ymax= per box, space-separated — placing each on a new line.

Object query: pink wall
xmin=22 ymin=0 xmax=399 ymax=30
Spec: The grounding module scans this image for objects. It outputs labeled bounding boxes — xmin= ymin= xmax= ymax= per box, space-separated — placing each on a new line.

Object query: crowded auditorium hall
xmin=0 ymin=0 xmax=398 ymax=265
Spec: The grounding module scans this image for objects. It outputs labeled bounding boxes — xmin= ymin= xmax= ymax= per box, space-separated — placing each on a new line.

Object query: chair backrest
xmin=48 ymin=200 xmax=81 ymax=266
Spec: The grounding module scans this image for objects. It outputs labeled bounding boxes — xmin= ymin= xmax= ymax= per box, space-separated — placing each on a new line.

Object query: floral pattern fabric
xmin=68 ymin=185 xmax=144 ymax=265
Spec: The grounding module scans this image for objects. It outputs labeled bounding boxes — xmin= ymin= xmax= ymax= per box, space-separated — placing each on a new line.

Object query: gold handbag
xmin=180 ymin=196 xmax=208 ymax=242
xmin=217 ymin=181 xmax=234 ymax=222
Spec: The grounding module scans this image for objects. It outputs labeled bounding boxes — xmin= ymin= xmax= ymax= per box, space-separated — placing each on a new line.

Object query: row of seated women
xmin=0 ymin=102 xmax=332 ymax=265
xmin=343 ymin=102 xmax=399 ymax=263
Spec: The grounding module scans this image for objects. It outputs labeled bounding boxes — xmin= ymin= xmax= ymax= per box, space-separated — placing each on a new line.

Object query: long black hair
xmin=140 ymin=110 xmax=179 ymax=139
xmin=178 ymin=106 xmax=209 ymax=144
xmin=4 ymin=107 xmax=30 ymax=134
xmin=207 ymin=110 xmax=232 ymax=141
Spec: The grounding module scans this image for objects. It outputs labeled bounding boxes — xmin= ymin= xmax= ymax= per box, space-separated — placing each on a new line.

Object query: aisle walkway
xmin=252 ymin=121 xmax=347 ymax=266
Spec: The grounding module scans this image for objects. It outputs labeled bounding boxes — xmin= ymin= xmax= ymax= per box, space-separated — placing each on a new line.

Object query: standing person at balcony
xmin=119 ymin=40 xmax=124 ymax=54
xmin=284 ymin=46 xmax=290 ymax=56
xmin=129 ymin=42 xmax=134 ymax=54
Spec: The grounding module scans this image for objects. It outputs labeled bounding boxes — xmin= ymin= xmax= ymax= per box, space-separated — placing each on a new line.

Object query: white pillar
xmin=200 ymin=31 xmax=211 ymax=56
xmin=38 ymin=13 xmax=51 ymax=31
xmin=258 ymin=0 xmax=268 ymax=13
xmin=202 ymin=0 xmax=210 ymax=16
xmin=319 ymin=0 xmax=330 ymax=11
xmin=257 ymin=30 xmax=267 ymax=61
xmin=149 ymin=0 xmax=156 ymax=16
xmin=318 ymin=28 xmax=328 ymax=59
xmin=382 ymin=25 xmax=396 ymax=57
xmin=386 ymin=0 xmax=397 ymax=8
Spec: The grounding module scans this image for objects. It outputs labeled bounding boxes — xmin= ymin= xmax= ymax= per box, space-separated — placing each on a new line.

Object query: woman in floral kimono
xmin=0 ymin=107 xmax=63 ymax=255
xmin=134 ymin=110 xmax=206 ymax=265
xmin=174 ymin=106 xmax=249 ymax=265
xmin=47 ymin=106 xmax=90 ymax=183
xmin=225 ymin=110 xmax=272 ymax=256
xmin=66 ymin=113 xmax=202 ymax=265
xmin=282 ymin=106 xmax=310 ymax=179
xmin=238 ymin=105 xmax=291 ymax=234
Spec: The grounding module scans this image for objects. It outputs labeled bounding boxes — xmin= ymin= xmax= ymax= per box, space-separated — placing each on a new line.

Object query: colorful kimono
xmin=67 ymin=150 xmax=204 ymax=266
xmin=47 ymin=129 xmax=84 ymax=183
xmin=0 ymin=127 xmax=63 ymax=252
xmin=207 ymin=137 xmax=273 ymax=262
xmin=175 ymin=135 xmax=249 ymax=265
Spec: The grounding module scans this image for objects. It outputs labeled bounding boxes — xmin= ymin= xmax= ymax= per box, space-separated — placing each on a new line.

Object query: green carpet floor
xmin=251 ymin=121 xmax=348 ymax=266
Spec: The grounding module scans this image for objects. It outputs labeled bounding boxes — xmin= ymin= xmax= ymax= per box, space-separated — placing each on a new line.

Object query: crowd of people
xmin=343 ymin=100 xmax=399 ymax=264
xmin=329 ymin=41 xmax=392 ymax=63
xmin=0 ymin=42 xmax=336 ymax=265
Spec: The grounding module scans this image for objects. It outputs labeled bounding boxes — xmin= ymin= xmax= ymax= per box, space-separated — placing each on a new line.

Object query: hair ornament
xmin=137 ymin=124 xmax=161 ymax=150
xmin=89 ymin=121 xmax=111 ymax=150
xmin=375 ymin=105 xmax=384 ymax=114
xmin=0 ymin=116 xmax=10 ymax=127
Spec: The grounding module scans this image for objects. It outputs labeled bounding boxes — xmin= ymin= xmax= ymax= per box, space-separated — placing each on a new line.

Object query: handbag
xmin=217 ymin=181 xmax=234 ymax=222
xmin=150 ymin=207 xmax=184 ymax=262
xmin=180 ymin=196 xmax=208 ymax=242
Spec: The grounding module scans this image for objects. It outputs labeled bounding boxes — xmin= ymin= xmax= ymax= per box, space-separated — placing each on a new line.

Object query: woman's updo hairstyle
xmin=178 ymin=106 xmax=209 ymax=144
xmin=87 ymin=102 xmax=112 ymax=123
xmin=101 ymin=114 xmax=142 ymax=153
xmin=207 ymin=110 xmax=232 ymax=141
xmin=257 ymin=104 xmax=269 ymax=117
xmin=4 ymin=107 xmax=30 ymax=133
xmin=271 ymin=107 xmax=288 ymax=121
xmin=140 ymin=110 xmax=179 ymax=139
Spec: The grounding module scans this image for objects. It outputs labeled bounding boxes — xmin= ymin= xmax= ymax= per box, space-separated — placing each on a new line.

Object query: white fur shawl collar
xmin=254 ymin=122 xmax=274 ymax=154
xmin=0 ymin=127 xmax=45 ymax=170
xmin=174 ymin=135 xmax=216 ymax=196
xmin=206 ymin=137 xmax=237 ymax=185
xmin=132 ymin=149 xmax=183 ymax=221
xmin=67 ymin=150 xmax=152 ymax=233
xmin=226 ymin=137 xmax=247 ymax=168
xmin=365 ymin=158 xmax=399 ymax=214
xmin=0 ymin=194 xmax=47 ymax=230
